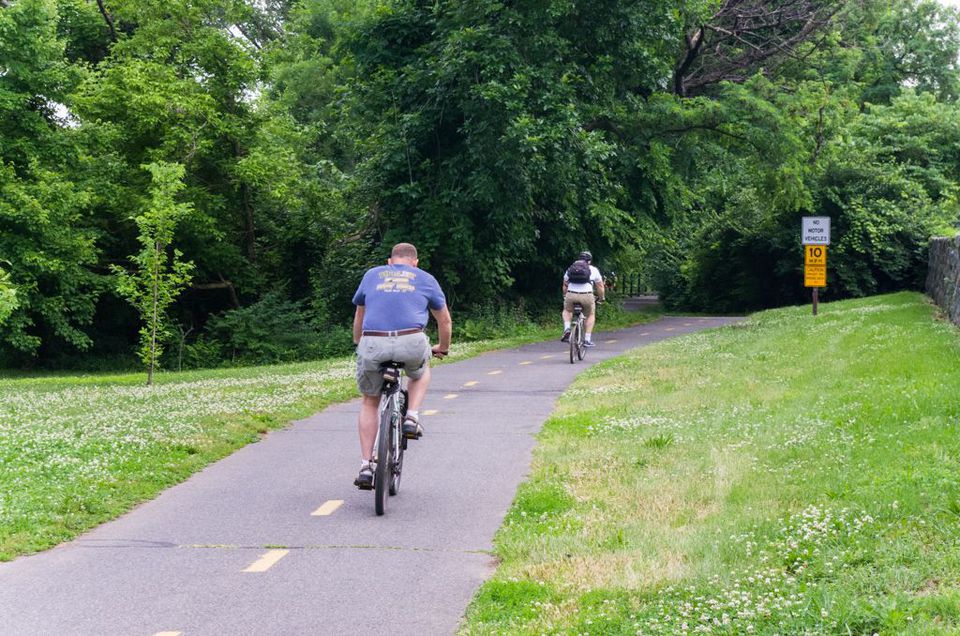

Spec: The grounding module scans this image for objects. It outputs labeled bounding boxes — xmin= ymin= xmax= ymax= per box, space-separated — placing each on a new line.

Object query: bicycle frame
xmin=569 ymin=304 xmax=585 ymax=363
xmin=376 ymin=376 xmax=403 ymax=428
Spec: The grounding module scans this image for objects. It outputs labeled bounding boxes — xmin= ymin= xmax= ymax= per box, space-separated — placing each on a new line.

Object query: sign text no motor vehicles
xmin=802 ymin=217 xmax=831 ymax=245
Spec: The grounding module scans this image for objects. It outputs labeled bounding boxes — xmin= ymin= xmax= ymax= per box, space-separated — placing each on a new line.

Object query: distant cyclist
xmin=351 ymin=243 xmax=452 ymax=489
xmin=561 ymin=250 xmax=605 ymax=347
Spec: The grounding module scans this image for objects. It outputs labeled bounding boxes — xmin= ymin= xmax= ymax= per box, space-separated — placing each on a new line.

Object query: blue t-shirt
xmin=352 ymin=264 xmax=447 ymax=331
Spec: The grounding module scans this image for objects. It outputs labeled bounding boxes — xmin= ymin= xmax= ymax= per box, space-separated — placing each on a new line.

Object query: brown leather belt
xmin=362 ymin=328 xmax=423 ymax=337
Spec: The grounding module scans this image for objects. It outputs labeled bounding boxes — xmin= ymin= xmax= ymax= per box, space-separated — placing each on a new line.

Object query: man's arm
xmin=430 ymin=305 xmax=452 ymax=356
xmin=352 ymin=305 xmax=365 ymax=345
xmin=562 ymin=280 xmax=569 ymax=294
xmin=595 ymin=279 xmax=605 ymax=301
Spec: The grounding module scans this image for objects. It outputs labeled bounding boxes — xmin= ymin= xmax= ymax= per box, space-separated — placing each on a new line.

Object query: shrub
xmin=202 ymin=293 xmax=323 ymax=365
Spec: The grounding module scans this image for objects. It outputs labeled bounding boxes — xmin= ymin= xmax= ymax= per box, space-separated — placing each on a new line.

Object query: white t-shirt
xmin=564 ymin=265 xmax=602 ymax=294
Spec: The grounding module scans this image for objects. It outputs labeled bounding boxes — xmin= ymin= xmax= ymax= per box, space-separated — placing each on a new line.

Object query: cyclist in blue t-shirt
xmin=350 ymin=242 xmax=452 ymax=489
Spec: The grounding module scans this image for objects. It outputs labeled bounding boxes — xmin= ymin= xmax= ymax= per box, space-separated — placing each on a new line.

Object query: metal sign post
xmin=802 ymin=217 xmax=830 ymax=315
xmin=804 ymin=244 xmax=827 ymax=315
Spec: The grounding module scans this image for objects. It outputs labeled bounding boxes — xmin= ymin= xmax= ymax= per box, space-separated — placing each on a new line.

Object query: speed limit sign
xmin=804 ymin=245 xmax=827 ymax=287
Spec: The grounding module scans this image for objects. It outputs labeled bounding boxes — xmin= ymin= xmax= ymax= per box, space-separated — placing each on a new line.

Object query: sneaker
xmin=583 ymin=340 xmax=596 ymax=348
xmin=402 ymin=415 xmax=423 ymax=440
xmin=354 ymin=463 xmax=374 ymax=490
xmin=560 ymin=329 xmax=571 ymax=343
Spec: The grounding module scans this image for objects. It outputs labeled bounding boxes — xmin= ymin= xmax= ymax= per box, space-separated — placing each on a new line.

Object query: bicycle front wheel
xmin=374 ymin=403 xmax=393 ymax=516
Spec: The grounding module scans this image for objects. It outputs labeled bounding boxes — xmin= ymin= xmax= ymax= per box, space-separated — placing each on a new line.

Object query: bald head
xmin=388 ymin=242 xmax=419 ymax=266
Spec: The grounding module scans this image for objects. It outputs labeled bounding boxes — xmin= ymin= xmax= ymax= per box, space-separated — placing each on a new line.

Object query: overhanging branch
xmin=674 ymin=0 xmax=843 ymax=97
xmin=96 ymin=0 xmax=118 ymax=42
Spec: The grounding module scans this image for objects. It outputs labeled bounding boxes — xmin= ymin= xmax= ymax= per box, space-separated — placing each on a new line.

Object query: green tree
xmin=0 ymin=0 xmax=100 ymax=358
xmin=859 ymin=0 xmax=960 ymax=104
xmin=641 ymin=0 xmax=960 ymax=311
xmin=821 ymin=92 xmax=960 ymax=294
xmin=657 ymin=91 xmax=960 ymax=311
xmin=2 ymin=0 xmax=957 ymax=367
xmin=70 ymin=0 xmax=364 ymax=329
xmin=0 ymin=267 xmax=17 ymax=326
xmin=320 ymin=0 xmax=689 ymax=305
xmin=112 ymin=162 xmax=194 ymax=384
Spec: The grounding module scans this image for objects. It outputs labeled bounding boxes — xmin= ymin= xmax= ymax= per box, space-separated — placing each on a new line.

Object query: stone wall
xmin=927 ymin=236 xmax=960 ymax=326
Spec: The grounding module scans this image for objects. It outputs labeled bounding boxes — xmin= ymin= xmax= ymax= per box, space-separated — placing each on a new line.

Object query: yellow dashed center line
xmin=640 ymin=332 xmax=651 ymax=336
xmin=519 ymin=361 xmax=533 ymax=365
xmin=463 ymin=380 xmax=479 ymax=387
xmin=423 ymin=409 xmax=438 ymax=416
xmin=683 ymin=322 xmax=693 ymax=326
xmin=487 ymin=370 xmax=503 ymax=375
xmin=605 ymin=339 xmax=618 ymax=344
xmin=665 ymin=327 xmax=675 ymax=331
xmin=540 ymin=354 xmax=555 ymax=359
xmin=311 ymin=500 xmax=343 ymax=516
xmin=444 ymin=393 xmax=459 ymax=399
xmin=243 ymin=549 xmax=289 ymax=573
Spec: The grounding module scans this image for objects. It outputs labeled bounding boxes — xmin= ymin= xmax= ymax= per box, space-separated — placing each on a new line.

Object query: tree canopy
xmin=0 ymin=0 xmax=958 ymax=367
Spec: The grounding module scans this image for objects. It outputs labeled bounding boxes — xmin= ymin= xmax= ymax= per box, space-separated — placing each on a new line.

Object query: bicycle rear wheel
xmin=390 ymin=416 xmax=404 ymax=496
xmin=577 ymin=323 xmax=586 ymax=360
xmin=374 ymin=403 xmax=393 ymax=515
xmin=569 ymin=319 xmax=578 ymax=364
xmin=399 ymin=389 xmax=409 ymax=451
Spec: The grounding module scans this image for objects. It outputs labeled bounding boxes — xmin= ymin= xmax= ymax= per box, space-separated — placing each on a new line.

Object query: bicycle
xmin=569 ymin=303 xmax=586 ymax=364
xmin=372 ymin=361 xmax=408 ymax=516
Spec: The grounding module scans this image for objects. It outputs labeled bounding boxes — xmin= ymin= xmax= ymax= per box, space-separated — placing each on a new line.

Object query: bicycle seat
xmin=573 ymin=302 xmax=583 ymax=312
xmin=379 ymin=361 xmax=405 ymax=382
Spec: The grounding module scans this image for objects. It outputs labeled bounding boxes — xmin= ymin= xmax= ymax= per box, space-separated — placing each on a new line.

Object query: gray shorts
xmin=355 ymin=332 xmax=431 ymax=396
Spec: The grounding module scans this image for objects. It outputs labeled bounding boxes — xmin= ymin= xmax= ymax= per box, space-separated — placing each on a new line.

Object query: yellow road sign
xmin=805 ymin=245 xmax=826 ymax=266
xmin=804 ymin=245 xmax=827 ymax=287
xmin=805 ymin=266 xmax=826 ymax=287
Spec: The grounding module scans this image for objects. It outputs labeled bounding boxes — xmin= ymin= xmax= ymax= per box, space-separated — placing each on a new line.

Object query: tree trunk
xmin=243 ymin=181 xmax=256 ymax=262
xmin=234 ymin=141 xmax=256 ymax=262
xmin=176 ymin=323 xmax=193 ymax=373
xmin=673 ymin=27 xmax=705 ymax=97
xmin=148 ymin=241 xmax=160 ymax=386
xmin=95 ymin=0 xmax=118 ymax=42
xmin=192 ymin=276 xmax=241 ymax=308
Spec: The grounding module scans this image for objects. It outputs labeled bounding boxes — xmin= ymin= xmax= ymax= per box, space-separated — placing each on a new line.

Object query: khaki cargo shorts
xmin=355 ymin=332 xmax=431 ymax=396
xmin=564 ymin=291 xmax=596 ymax=317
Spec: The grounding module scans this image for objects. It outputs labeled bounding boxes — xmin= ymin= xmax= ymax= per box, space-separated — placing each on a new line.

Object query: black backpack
xmin=566 ymin=260 xmax=591 ymax=284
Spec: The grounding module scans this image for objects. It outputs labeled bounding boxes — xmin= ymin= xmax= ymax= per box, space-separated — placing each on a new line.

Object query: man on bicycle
xmin=351 ymin=242 xmax=452 ymax=489
xmin=561 ymin=250 xmax=605 ymax=347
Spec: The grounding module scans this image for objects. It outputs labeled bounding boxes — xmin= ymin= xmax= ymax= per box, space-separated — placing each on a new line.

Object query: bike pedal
xmin=354 ymin=477 xmax=374 ymax=490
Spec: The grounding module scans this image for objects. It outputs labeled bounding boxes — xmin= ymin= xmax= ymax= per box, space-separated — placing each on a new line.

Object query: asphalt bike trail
xmin=0 ymin=316 xmax=740 ymax=636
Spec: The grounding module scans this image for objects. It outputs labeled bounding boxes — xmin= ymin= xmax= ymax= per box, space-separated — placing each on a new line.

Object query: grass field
xmin=0 ymin=303 xmax=657 ymax=561
xmin=460 ymin=292 xmax=960 ymax=635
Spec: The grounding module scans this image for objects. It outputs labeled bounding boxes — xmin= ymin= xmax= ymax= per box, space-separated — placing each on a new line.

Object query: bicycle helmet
xmin=578 ymin=250 xmax=593 ymax=263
